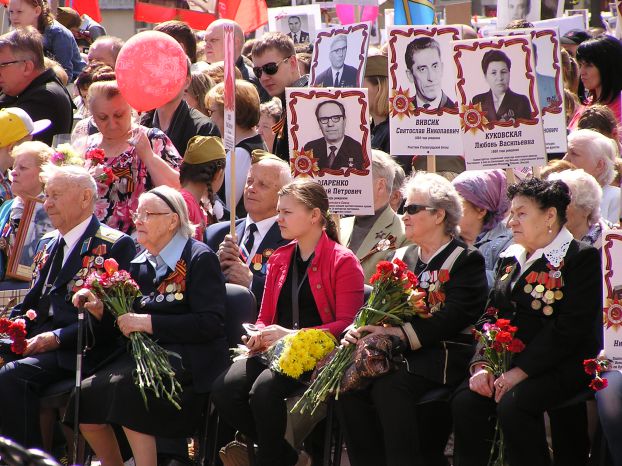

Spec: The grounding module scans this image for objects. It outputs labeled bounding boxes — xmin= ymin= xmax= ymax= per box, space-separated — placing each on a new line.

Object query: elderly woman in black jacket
xmin=452 ymin=178 xmax=601 ymax=466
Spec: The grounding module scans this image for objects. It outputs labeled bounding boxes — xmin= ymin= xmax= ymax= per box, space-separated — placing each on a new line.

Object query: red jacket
xmin=256 ymin=232 xmax=364 ymax=337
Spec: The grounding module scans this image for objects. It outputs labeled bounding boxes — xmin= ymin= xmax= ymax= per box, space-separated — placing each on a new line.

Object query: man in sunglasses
xmin=251 ymin=32 xmax=309 ymax=161
xmin=303 ymin=99 xmax=365 ymax=171
xmin=0 ymin=27 xmax=73 ymax=145
xmin=314 ymin=35 xmax=359 ymax=88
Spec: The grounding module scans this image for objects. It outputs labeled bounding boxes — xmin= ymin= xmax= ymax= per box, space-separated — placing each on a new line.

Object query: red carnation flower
xmin=507 ymin=338 xmax=525 ymax=353
xmin=370 ymin=272 xmax=381 ymax=284
xmin=495 ymin=319 xmax=511 ymax=331
xmin=495 ymin=331 xmax=513 ymax=344
xmin=583 ymin=359 xmax=600 ymax=376
xmin=11 ymin=340 xmax=27 ymax=354
xmin=86 ymin=148 xmax=106 ymax=165
xmin=590 ymin=377 xmax=608 ymax=391
xmin=0 ymin=318 xmax=10 ymax=334
xmin=393 ymin=258 xmax=407 ymax=272
xmin=485 ymin=306 xmax=499 ymax=316
xmin=406 ymin=270 xmax=418 ymax=287
xmin=377 ymin=261 xmax=393 ymax=275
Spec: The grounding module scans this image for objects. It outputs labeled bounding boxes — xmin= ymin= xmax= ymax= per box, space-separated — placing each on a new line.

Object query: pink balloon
xmin=115 ymin=31 xmax=187 ymax=112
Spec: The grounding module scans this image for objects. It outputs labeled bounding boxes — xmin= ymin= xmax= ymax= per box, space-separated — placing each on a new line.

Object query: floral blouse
xmin=85 ymin=127 xmax=181 ymax=234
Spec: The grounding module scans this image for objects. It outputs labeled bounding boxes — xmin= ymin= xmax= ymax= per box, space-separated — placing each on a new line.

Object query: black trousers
xmin=0 ymin=350 xmax=72 ymax=449
xmin=452 ymin=372 xmax=587 ymax=466
xmin=211 ymin=357 xmax=304 ymax=466
xmin=335 ymin=366 xmax=445 ymax=466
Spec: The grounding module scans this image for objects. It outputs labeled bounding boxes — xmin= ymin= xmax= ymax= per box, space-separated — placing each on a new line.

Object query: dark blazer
xmin=0 ymin=69 xmax=73 ymax=145
xmin=303 ymin=135 xmax=365 ymax=171
xmin=287 ymin=31 xmax=310 ymax=43
xmin=314 ymin=64 xmax=359 ymax=88
xmin=205 ymin=218 xmax=289 ymax=309
xmin=140 ymin=100 xmax=220 ymax=156
xmin=17 ymin=215 xmax=135 ymax=373
xmin=474 ymin=240 xmax=601 ymax=390
xmin=413 ymin=92 xmax=457 ymax=111
xmin=472 ymin=89 xmax=532 ymax=123
xmin=399 ymin=240 xmax=488 ymax=386
xmin=131 ymin=238 xmax=228 ymax=393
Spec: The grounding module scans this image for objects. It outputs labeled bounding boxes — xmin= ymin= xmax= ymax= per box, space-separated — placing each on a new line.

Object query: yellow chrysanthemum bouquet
xmin=267 ymin=329 xmax=337 ymax=380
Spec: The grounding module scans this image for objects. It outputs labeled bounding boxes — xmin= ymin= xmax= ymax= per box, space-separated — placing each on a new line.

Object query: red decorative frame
xmin=602 ymin=232 xmax=622 ymax=300
xmin=288 ymin=88 xmax=371 ymax=178
xmin=453 ymin=37 xmax=540 ymax=130
xmin=310 ymin=23 xmax=370 ymax=88
xmin=388 ymin=26 xmax=461 ymax=117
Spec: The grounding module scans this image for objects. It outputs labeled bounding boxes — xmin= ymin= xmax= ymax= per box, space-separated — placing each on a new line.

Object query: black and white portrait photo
xmin=405 ymin=36 xmax=457 ymax=111
xmin=497 ymin=0 xmax=541 ymax=29
xmin=285 ymin=15 xmax=310 ymax=44
xmin=268 ymin=5 xmax=321 ymax=46
xmin=303 ymin=100 xmax=365 ymax=170
xmin=310 ymin=23 xmax=370 ymax=88
xmin=472 ymin=49 xmax=532 ymax=124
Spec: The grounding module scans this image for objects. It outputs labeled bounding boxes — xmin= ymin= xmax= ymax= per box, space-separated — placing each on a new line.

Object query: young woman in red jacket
xmin=212 ymin=179 xmax=364 ymax=466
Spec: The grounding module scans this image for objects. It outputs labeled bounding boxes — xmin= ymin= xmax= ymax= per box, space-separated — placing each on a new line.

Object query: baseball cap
xmin=0 ymin=108 xmax=51 ymax=148
xmin=560 ymin=29 xmax=591 ymax=46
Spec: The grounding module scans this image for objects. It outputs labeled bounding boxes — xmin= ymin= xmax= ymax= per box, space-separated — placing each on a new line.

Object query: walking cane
xmin=72 ymin=298 xmax=87 ymax=465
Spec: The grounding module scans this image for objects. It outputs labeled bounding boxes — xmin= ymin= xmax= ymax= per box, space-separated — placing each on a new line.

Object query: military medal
xmin=500 ymin=265 xmax=512 ymax=281
xmin=251 ymin=254 xmax=263 ymax=271
xmin=156 ymin=294 xmax=164 ymax=303
xmin=174 ymin=292 xmax=183 ymax=301
xmin=523 ymin=262 xmax=564 ymax=316
xmin=156 ymin=259 xmax=187 ymax=304
xmin=166 ymin=294 xmax=174 ymax=302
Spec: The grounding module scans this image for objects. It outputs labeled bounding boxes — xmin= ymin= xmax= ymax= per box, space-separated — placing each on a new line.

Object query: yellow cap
xmin=183 ymin=136 xmax=226 ymax=164
xmin=365 ymin=54 xmax=388 ymax=78
xmin=0 ymin=108 xmax=50 ymax=148
xmin=251 ymin=149 xmax=282 ymax=164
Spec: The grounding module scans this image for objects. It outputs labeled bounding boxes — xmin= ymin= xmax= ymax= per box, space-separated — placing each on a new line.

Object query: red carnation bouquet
xmin=292 ymin=258 xmax=424 ymax=415
xmin=0 ymin=308 xmax=36 ymax=357
xmin=472 ymin=313 xmax=526 ymax=466
xmin=584 ymin=358 xmax=609 ymax=391
xmin=81 ymin=258 xmax=182 ymax=410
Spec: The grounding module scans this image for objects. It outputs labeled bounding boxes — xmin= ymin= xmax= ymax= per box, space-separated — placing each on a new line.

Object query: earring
xmin=547 ymin=225 xmax=552 ymax=234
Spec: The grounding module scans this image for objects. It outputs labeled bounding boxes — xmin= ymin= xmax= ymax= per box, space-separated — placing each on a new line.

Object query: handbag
xmin=219 ymin=440 xmax=252 ymax=466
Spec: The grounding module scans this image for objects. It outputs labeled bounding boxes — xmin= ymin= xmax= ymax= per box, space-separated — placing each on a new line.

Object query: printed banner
xmin=602 ymin=230 xmax=622 ymax=370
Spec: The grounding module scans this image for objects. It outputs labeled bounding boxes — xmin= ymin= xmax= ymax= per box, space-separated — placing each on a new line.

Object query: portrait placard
xmin=6 ymin=200 xmax=54 ymax=282
xmin=223 ymin=24 xmax=236 ymax=153
xmin=490 ymin=28 xmax=566 ymax=153
xmin=496 ymin=0 xmax=541 ymax=29
xmin=310 ymin=22 xmax=370 ymax=88
xmin=286 ymin=88 xmax=374 ymax=215
xmin=540 ymin=0 xmax=563 ymax=20
xmin=453 ymin=35 xmax=546 ymax=169
xmin=533 ymin=15 xmax=584 ymax=36
xmin=268 ymin=5 xmax=322 ymax=45
xmin=602 ymin=230 xmax=622 ymax=369
xmin=387 ymin=25 xmax=463 ymax=156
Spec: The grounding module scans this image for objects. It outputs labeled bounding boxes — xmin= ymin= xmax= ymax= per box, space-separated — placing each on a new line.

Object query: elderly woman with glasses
xmin=337 ymin=172 xmax=488 ymax=466
xmin=452 ymin=178 xmax=601 ymax=466
xmin=71 ymin=186 xmax=228 ymax=466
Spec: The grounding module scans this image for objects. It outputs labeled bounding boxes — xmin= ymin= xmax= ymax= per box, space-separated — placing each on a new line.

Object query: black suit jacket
xmin=314 ymin=64 xmax=359 ymax=87
xmin=413 ymin=92 xmax=457 ymax=112
xmin=303 ymin=135 xmax=365 ymax=171
xmin=17 ymin=215 xmax=135 ymax=373
xmin=130 ymin=238 xmax=228 ymax=393
xmin=399 ymin=240 xmax=488 ymax=386
xmin=140 ymin=100 xmax=220 ymax=155
xmin=472 ymin=89 xmax=532 ymax=123
xmin=0 ymin=69 xmax=73 ymax=145
xmin=287 ymin=31 xmax=310 ymax=43
xmin=475 ymin=240 xmax=601 ymax=389
xmin=205 ymin=219 xmax=289 ymax=309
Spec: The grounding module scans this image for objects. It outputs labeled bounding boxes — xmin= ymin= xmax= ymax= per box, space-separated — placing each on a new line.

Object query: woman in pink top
xmin=211 ymin=179 xmax=364 ymax=466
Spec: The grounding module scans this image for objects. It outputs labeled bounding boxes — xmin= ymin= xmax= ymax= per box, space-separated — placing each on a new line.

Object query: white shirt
xmin=61 ymin=216 xmax=93 ymax=266
xmin=240 ymin=215 xmax=278 ymax=264
xmin=601 ymin=185 xmax=621 ymax=224
xmin=492 ymin=92 xmax=506 ymax=113
xmin=332 ymin=66 xmax=344 ymax=85
xmin=325 ymin=138 xmax=344 ymax=162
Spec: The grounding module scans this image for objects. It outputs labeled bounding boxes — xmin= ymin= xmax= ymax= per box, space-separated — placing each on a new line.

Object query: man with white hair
xmin=203 ymin=19 xmax=270 ymax=102
xmin=314 ymin=35 xmax=358 ymax=87
xmin=0 ymin=164 xmax=135 ymax=449
xmin=340 ymin=150 xmax=409 ymax=282
xmin=205 ymin=152 xmax=292 ymax=308
xmin=564 ymin=129 xmax=621 ymax=223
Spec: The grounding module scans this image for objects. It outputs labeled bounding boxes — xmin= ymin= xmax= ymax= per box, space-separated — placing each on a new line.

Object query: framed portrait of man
xmin=286 ymin=88 xmax=374 ymax=215
xmin=310 ymin=22 xmax=370 ymax=88
xmin=496 ymin=0 xmax=542 ymax=29
xmin=453 ymin=35 xmax=546 ymax=169
xmin=268 ymin=5 xmax=322 ymax=45
xmin=387 ymin=25 xmax=463 ymax=156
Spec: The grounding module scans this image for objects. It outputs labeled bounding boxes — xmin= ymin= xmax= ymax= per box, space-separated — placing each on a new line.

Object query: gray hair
xmin=392 ymin=163 xmax=406 ymax=195
xmin=40 ymin=164 xmax=97 ymax=207
xmin=401 ymin=172 xmax=463 ymax=237
xmin=549 ymin=169 xmax=602 ymax=224
xmin=145 ymin=185 xmax=195 ymax=239
xmin=259 ymin=157 xmax=292 ymax=188
xmin=371 ymin=150 xmax=396 ymax=193
xmin=567 ymin=129 xmax=617 ymax=186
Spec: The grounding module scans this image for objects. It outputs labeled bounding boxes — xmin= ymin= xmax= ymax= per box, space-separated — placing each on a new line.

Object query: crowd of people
xmin=1 ymin=3 xmax=622 ymax=466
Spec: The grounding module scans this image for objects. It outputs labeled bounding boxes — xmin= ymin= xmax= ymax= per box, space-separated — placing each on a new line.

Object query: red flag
xmin=72 ymin=0 xmax=102 ymax=23
xmin=0 ymin=0 xmax=8 ymax=6
xmin=134 ymin=0 xmax=266 ymax=33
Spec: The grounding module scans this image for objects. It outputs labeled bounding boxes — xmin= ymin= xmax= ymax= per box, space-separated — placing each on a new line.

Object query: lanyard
xmin=290 ymin=247 xmax=313 ymax=330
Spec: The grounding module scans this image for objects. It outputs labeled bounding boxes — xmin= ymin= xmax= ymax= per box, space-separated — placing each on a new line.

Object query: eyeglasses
xmin=0 ymin=60 xmax=25 ymax=69
xmin=131 ymin=211 xmax=173 ymax=223
xmin=330 ymin=46 xmax=347 ymax=55
xmin=318 ymin=115 xmax=344 ymax=125
xmin=253 ymin=56 xmax=292 ymax=78
xmin=403 ymin=204 xmax=436 ymax=215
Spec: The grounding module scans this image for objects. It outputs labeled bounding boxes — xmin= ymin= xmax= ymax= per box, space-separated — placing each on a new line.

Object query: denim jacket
xmin=474 ymin=221 xmax=513 ymax=289
xmin=43 ymin=21 xmax=85 ymax=81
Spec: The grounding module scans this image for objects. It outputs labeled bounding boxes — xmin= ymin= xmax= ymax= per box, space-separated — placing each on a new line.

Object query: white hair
xmin=258 ymin=157 xmax=292 ymax=188
xmin=548 ymin=169 xmax=602 ymax=224
xmin=401 ymin=171 xmax=463 ymax=237
xmin=41 ymin=164 xmax=97 ymax=206
xmin=371 ymin=150 xmax=396 ymax=193
xmin=145 ymin=185 xmax=196 ymax=239
xmin=567 ymin=129 xmax=617 ymax=186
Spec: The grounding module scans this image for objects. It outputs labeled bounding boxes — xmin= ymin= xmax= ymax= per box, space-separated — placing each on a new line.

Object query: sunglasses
xmin=253 ymin=56 xmax=292 ymax=79
xmin=403 ymin=204 xmax=436 ymax=215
